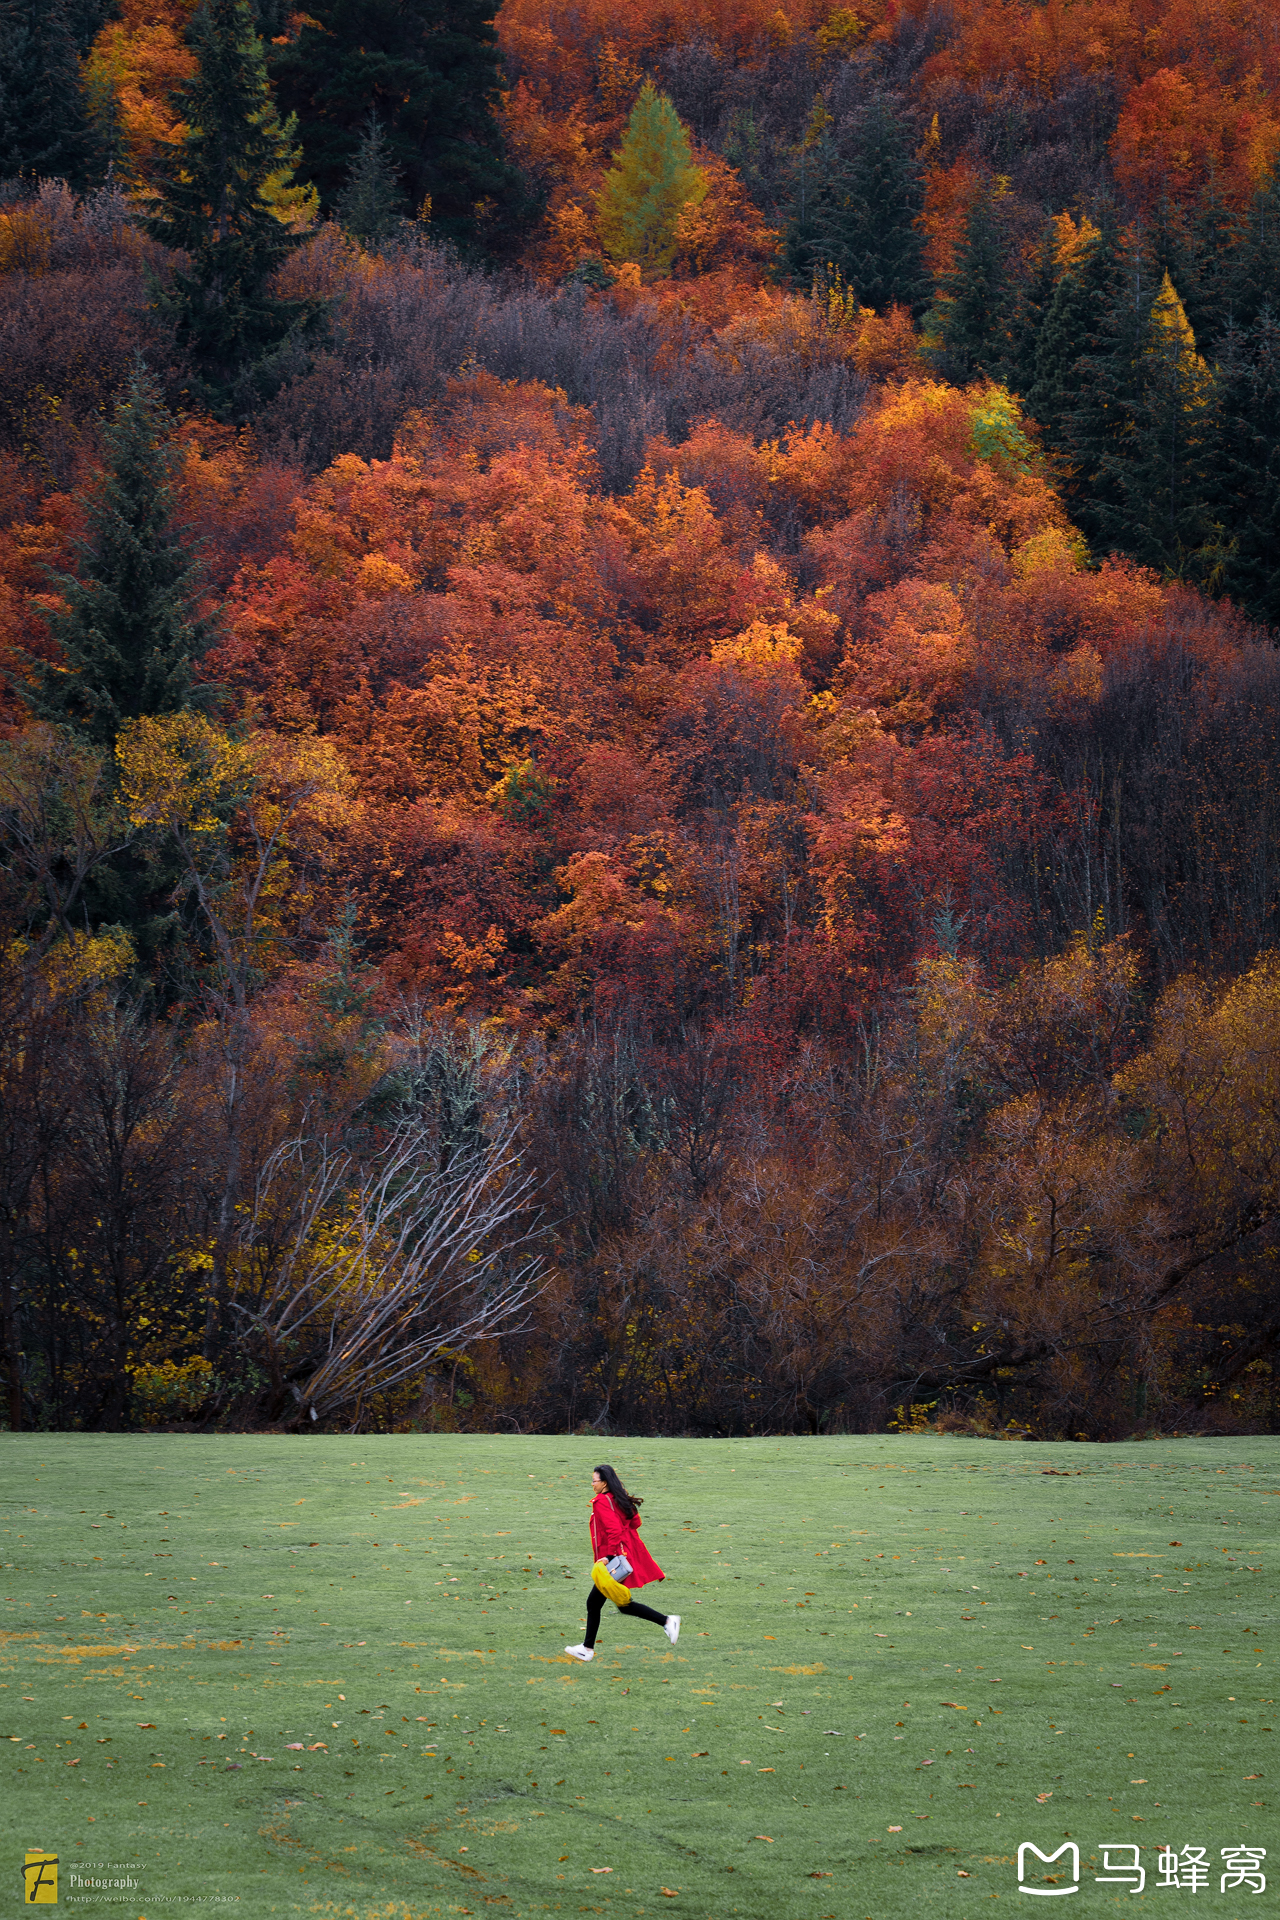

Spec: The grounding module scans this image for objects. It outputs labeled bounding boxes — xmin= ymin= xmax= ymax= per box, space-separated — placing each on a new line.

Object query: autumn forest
xmin=0 ymin=0 xmax=1278 ymax=1440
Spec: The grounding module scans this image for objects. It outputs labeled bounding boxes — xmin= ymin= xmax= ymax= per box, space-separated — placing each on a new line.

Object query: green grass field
xmin=2 ymin=1433 xmax=1277 ymax=1919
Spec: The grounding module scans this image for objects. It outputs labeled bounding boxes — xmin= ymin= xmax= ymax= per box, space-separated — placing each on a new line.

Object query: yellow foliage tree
xmin=597 ymin=82 xmax=705 ymax=277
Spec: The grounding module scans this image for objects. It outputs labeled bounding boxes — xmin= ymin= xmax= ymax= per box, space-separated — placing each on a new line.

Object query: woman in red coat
xmin=565 ymin=1464 xmax=679 ymax=1662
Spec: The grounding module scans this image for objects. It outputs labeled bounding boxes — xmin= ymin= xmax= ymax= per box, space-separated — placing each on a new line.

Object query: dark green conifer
xmin=1186 ymin=177 xmax=1239 ymax=349
xmin=249 ymin=0 xmax=290 ymax=34
xmin=1215 ymin=307 xmax=1280 ymax=626
xmin=0 ymin=0 xmax=99 ymax=186
xmin=1006 ymin=221 xmax=1058 ymax=403
xmin=1071 ymin=253 xmax=1219 ymax=577
xmin=336 ymin=112 xmax=407 ymax=247
xmin=1227 ymin=175 xmax=1280 ymax=333
xmin=780 ymin=107 xmax=837 ymax=285
xmin=1026 ymin=213 xmax=1124 ymax=505
xmin=64 ymin=0 xmax=110 ymax=52
xmin=931 ymin=180 xmax=1014 ymax=382
xmin=83 ymin=67 xmax=132 ymax=186
xmin=799 ymin=94 xmax=929 ymax=315
xmin=1057 ymin=237 xmax=1148 ymax=544
xmin=1145 ymin=196 xmax=1200 ymax=306
xmin=147 ymin=0 xmax=320 ymax=414
xmin=24 ymin=369 xmax=217 ymax=749
xmin=270 ymin=0 xmax=528 ymax=253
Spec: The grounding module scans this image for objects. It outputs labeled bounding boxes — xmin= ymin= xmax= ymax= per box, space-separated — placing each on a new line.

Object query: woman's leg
xmin=582 ymin=1586 xmax=606 ymax=1650
xmin=619 ymin=1597 xmax=668 ymax=1627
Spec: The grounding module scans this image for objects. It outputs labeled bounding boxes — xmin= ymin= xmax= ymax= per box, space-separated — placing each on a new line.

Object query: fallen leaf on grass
xmin=660 ymin=1889 xmax=679 ymax=1898
xmin=888 ymin=1826 xmax=903 ymax=1832
xmin=941 ymin=1702 xmax=966 ymax=1710
xmin=958 ymin=1869 xmax=971 ymax=1877
xmin=1036 ymin=1793 xmax=1053 ymax=1803
xmin=808 ymin=1870 xmax=832 ymax=1877
xmin=591 ymin=1867 xmax=613 ymax=1874
xmin=137 ymin=1723 xmax=156 ymax=1729
xmin=286 ymin=1743 xmax=304 ymax=1750
xmin=753 ymin=1836 xmax=773 ymax=1843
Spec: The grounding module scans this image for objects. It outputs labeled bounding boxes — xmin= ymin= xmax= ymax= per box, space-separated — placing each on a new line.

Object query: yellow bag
xmin=592 ymin=1558 xmax=632 ymax=1606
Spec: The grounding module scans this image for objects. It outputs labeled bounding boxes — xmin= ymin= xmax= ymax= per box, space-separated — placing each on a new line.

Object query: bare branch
xmin=235 ymin=1111 xmax=545 ymax=1426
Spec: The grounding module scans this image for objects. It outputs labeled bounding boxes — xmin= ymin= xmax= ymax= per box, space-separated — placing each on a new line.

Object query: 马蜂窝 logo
xmin=1017 ymin=1841 xmax=1267 ymax=1896
xmin=1018 ymin=1841 xmax=1080 ymax=1895
xmin=23 ymin=1849 xmax=58 ymax=1903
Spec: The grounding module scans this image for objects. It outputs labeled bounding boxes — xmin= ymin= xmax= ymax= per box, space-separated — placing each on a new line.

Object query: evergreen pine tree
xmin=270 ymin=0 xmax=528 ymax=254
xmin=931 ymin=180 xmax=1014 ymax=382
xmin=63 ymin=0 xmax=110 ymax=53
xmin=1054 ymin=234 xmax=1147 ymax=546
xmin=24 ymin=368 xmax=217 ymax=749
xmin=1006 ymin=220 xmax=1058 ymax=402
xmin=1215 ymin=306 xmax=1280 ymax=626
xmin=147 ymin=0 xmax=320 ymax=415
xmin=1071 ymin=256 xmax=1218 ymax=577
xmin=1105 ymin=270 xmax=1220 ymax=572
xmin=1145 ymin=196 xmax=1201 ymax=311
xmin=1186 ymin=177 xmax=1239 ymax=350
xmin=1026 ymin=210 xmax=1124 ymax=511
xmin=805 ymin=94 xmax=929 ymax=315
xmin=0 ymin=0 xmax=98 ymax=186
xmin=597 ymin=82 xmax=705 ymax=277
xmin=1228 ymin=175 xmax=1280 ymax=333
xmin=82 ymin=62 xmax=130 ymax=186
xmin=336 ymin=112 xmax=407 ymax=247
xmin=779 ymin=104 xmax=836 ymax=285
xmin=249 ymin=0 xmax=290 ymax=35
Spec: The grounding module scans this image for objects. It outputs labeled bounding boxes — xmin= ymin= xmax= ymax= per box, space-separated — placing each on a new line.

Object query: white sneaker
xmin=663 ymin=1615 xmax=681 ymax=1645
xmin=565 ymin=1643 xmax=594 ymax=1662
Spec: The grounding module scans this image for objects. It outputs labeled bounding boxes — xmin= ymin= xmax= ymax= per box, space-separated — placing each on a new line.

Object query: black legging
xmin=584 ymin=1584 xmax=668 ymax=1649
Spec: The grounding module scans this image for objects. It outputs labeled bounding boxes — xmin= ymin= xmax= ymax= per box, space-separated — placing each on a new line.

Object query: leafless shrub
xmin=257 ymin=234 xmax=869 ymax=477
xmin=234 ymin=1109 xmax=544 ymax=1430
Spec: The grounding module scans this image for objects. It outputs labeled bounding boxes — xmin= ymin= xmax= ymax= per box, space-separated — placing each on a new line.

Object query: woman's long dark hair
xmin=595 ymin=1464 xmax=641 ymax=1522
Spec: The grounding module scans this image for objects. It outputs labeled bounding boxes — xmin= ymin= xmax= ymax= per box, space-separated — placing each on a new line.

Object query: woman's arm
xmin=590 ymin=1495 xmax=627 ymax=1558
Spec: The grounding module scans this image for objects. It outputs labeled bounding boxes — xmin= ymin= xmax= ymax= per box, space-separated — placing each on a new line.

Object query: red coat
xmin=589 ymin=1493 xmax=664 ymax=1590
